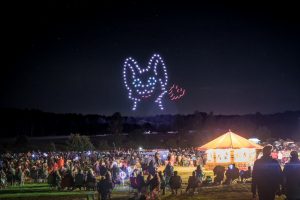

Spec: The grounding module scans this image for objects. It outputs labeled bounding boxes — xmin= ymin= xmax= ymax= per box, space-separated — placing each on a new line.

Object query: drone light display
xmin=168 ymin=84 xmax=186 ymax=101
xmin=123 ymin=54 xmax=168 ymax=110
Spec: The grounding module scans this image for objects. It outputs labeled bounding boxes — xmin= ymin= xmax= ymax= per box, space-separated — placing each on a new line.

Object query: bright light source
xmin=139 ymin=147 xmax=143 ymax=151
xmin=249 ymin=138 xmax=260 ymax=144
xmin=127 ymin=166 xmax=132 ymax=174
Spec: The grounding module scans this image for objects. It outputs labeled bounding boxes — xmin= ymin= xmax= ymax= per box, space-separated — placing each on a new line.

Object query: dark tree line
xmin=0 ymin=108 xmax=299 ymax=140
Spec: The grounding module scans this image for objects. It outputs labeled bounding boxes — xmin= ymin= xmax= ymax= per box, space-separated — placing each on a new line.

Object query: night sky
xmin=2 ymin=1 xmax=300 ymax=116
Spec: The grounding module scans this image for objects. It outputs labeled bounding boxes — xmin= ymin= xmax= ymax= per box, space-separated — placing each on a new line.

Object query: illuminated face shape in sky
xmin=123 ymin=54 xmax=168 ymax=110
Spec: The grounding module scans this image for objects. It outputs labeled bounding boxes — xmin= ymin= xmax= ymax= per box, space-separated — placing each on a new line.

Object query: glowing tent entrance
xmin=197 ymin=130 xmax=263 ymax=170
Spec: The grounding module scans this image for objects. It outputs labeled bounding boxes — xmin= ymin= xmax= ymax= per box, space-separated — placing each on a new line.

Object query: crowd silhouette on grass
xmin=0 ymin=145 xmax=299 ymax=200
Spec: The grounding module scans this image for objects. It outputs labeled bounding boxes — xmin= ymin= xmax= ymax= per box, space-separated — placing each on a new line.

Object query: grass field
xmin=0 ymin=166 xmax=286 ymax=200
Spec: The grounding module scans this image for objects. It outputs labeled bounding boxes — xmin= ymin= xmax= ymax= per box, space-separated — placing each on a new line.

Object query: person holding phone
xmin=225 ymin=164 xmax=239 ymax=184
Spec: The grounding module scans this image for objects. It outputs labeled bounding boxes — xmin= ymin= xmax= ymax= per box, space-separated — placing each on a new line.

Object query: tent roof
xmin=197 ymin=130 xmax=263 ymax=150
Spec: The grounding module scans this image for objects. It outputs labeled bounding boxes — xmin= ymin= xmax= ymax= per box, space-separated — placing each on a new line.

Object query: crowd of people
xmin=256 ymin=138 xmax=300 ymax=166
xmin=0 ymin=145 xmax=299 ymax=200
xmin=251 ymin=145 xmax=300 ymax=200
xmin=0 ymin=148 xmax=205 ymax=198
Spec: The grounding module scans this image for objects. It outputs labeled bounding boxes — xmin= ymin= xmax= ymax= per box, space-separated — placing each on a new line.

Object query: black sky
xmin=1 ymin=1 xmax=300 ymax=116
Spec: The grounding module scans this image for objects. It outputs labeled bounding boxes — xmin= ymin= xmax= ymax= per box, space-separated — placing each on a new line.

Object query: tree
xmin=15 ymin=135 xmax=29 ymax=146
xmin=97 ymin=140 xmax=110 ymax=150
xmin=49 ymin=142 xmax=56 ymax=152
xmin=109 ymin=112 xmax=123 ymax=146
xmin=14 ymin=135 xmax=30 ymax=152
xmin=128 ymin=128 xmax=144 ymax=141
xmin=165 ymin=137 xmax=177 ymax=148
xmin=255 ymin=126 xmax=272 ymax=141
xmin=67 ymin=133 xmax=94 ymax=151
xmin=173 ymin=115 xmax=186 ymax=134
xmin=109 ymin=112 xmax=123 ymax=134
xmin=204 ymin=111 xmax=216 ymax=132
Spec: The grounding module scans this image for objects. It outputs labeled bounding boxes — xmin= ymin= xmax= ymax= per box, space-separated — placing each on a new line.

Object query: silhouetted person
xmin=97 ymin=173 xmax=114 ymax=200
xmin=129 ymin=173 xmax=138 ymax=191
xmin=240 ymin=166 xmax=252 ymax=183
xmin=283 ymin=151 xmax=300 ymax=200
xmin=148 ymin=160 xmax=156 ymax=177
xmin=0 ymin=169 xmax=7 ymax=189
xmin=61 ymin=170 xmax=74 ymax=190
xmin=195 ymin=165 xmax=204 ymax=182
xmin=252 ymin=145 xmax=283 ymax=200
xmin=53 ymin=170 xmax=61 ymax=190
xmin=158 ymin=171 xmax=166 ymax=195
xmin=6 ymin=166 xmax=15 ymax=186
xmin=15 ymin=166 xmax=24 ymax=186
xmin=169 ymin=171 xmax=182 ymax=195
xmin=202 ymin=176 xmax=213 ymax=186
xmin=86 ymin=169 xmax=96 ymax=190
xmin=148 ymin=173 xmax=160 ymax=195
xmin=136 ymin=171 xmax=146 ymax=193
xmin=74 ymin=169 xmax=85 ymax=190
xmin=111 ymin=164 xmax=120 ymax=184
xmin=154 ymin=152 xmax=162 ymax=167
xmin=213 ymin=165 xmax=225 ymax=185
xmin=163 ymin=161 xmax=174 ymax=187
xmin=30 ymin=165 xmax=39 ymax=183
xmin=225 ymin=164 xmax=239 ymax=184
xmin=99 ymin=164 xmax=108 ymax=176
xmin=186 ymin=171 xmax=200 ymax=195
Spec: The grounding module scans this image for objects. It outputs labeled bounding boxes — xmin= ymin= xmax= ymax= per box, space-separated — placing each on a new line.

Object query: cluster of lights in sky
xmin=123 ymin=54 xmax=186 ymax=111
xmin=168 ymin=84 xmax=186 ymax=101
xmin=123 ymin=54 xmax=168 ymax=110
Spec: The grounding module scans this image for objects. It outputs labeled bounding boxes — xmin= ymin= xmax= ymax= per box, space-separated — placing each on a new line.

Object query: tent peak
xmin=197 ymin=130 xmax=263 ymax=150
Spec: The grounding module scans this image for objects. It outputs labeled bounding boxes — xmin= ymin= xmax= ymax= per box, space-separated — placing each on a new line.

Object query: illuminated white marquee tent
xmin=197 ymin=130 xmax=263 ymax=170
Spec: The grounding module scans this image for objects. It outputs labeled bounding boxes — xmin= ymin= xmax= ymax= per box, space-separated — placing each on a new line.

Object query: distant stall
xmin=197 ymin=130 xmax=263 ymax=170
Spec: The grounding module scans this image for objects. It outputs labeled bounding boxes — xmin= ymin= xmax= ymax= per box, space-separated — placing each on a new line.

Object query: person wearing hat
xmin=251 ymin=145 xmax=283 ymax=200
xmin=283 ymin=151 xmax=300 ymax=200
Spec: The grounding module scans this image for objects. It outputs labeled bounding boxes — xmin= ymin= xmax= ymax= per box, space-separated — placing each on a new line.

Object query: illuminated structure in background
xmin=197 ymin=130 xmax=263 ymax=170
xmin=123 ymin=54 xmax=168 ymax=110
xmin=168 ymin=84 xmax=186 ymax=101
